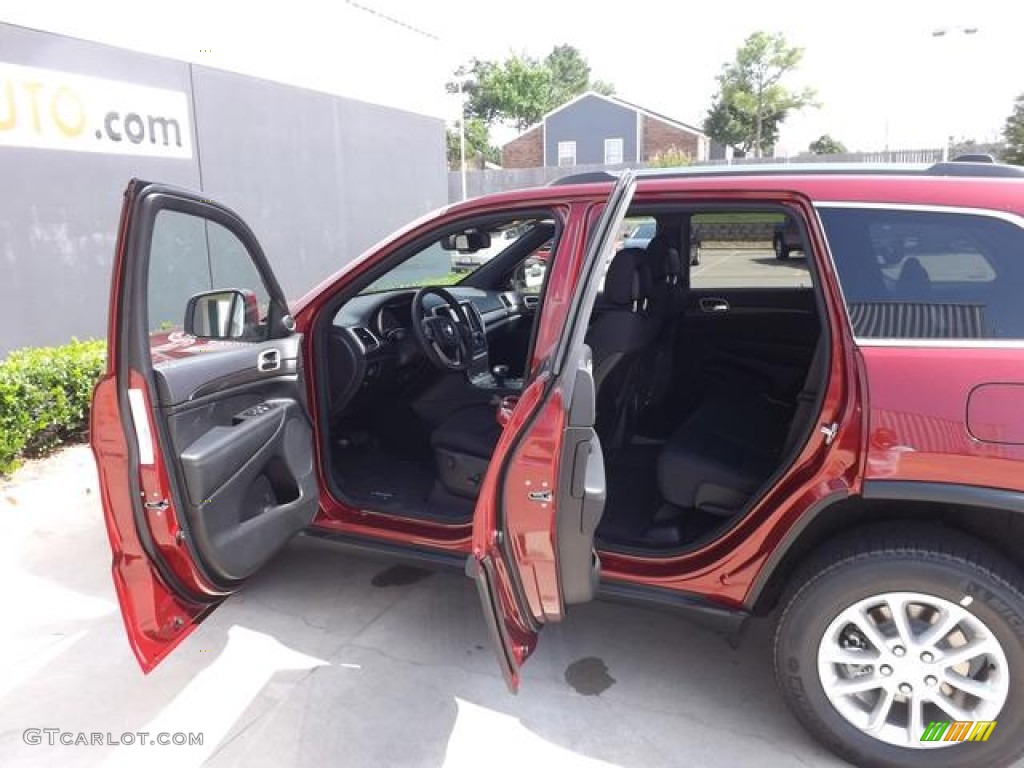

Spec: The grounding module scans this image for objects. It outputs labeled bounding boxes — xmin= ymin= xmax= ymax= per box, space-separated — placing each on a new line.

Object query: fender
xmin=745 ymin=481 xmax=1024 ymax=611
xmin=861 ymin=480 xmax=1024 ymax=513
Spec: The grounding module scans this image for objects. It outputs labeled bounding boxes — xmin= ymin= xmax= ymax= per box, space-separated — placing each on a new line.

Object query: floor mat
xmin=331 ymin=446 xmax=476 ymax=521
xmin=332 ymin=448 xmax=435 ymax=512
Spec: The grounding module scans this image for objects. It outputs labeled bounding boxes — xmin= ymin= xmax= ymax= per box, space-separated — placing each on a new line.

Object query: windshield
xmin=359 ymin=218 xmax=550 ymax=294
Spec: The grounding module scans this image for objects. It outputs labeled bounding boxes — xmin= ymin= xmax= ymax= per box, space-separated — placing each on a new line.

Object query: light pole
xmin=930 ymin=25 xmax=979 ymax=161
xmin=457 ymin=77 xmax=468 ymax=201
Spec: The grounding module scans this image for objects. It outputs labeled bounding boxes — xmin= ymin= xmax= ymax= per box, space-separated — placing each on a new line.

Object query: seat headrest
xmin=605 ymin=248 xmax=652 ymax=306
xmin=646 ymin=235 xmax=683 ymax=281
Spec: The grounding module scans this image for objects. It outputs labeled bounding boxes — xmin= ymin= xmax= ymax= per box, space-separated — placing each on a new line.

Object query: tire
xmin=774 ymin=235 xmax=790 ymax=260
xmin=773 ymin=526 xmax=1024 ymax=768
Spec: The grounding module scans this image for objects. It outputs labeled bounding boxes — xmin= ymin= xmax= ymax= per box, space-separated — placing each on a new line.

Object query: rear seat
xmin=656 ymin=338 xmax=826 ymax=516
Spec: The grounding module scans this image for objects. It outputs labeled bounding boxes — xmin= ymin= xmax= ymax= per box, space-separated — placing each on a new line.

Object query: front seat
xmin=429 ymin=247 xmax=658 ymax=498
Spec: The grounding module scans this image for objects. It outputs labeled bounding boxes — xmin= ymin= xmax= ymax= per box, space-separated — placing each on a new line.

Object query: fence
xmin=708 ymin=148 xmax=945 ymax=165
xmin=448 ymin=162 xmax=646 ymax=202
xmin=447 ymin=149 xmax=949 ymax=202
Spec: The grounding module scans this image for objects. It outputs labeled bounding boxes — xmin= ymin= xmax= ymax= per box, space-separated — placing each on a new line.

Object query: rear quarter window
xmin=818 ymin=207 xmax=1024 ymax=339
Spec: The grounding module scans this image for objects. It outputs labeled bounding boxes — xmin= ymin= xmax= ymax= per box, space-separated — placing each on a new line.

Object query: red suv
xmin=93 ymin=162 xmax=1024 ymax=768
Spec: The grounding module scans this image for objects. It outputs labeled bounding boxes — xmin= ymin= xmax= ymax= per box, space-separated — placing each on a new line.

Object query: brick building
xmin=501 ymin=91 xmax=708 ymax=168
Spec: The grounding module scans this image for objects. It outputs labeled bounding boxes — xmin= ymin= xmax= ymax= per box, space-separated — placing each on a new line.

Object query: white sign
xmin=0 ymin=62 xmax=192 ymax=158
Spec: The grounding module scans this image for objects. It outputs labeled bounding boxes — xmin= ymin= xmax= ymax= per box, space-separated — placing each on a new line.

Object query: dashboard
xmin=325 ymin=287 xmax=535 ymax=417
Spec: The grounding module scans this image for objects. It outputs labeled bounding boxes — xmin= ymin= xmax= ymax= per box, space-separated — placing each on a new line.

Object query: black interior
xmin=153 ymin=337 xmax=320 ymax=582
xmin=321 ymin=206 xmax=827 ymax=554
xmin=323 ymin=214 xmax=553 ymax=518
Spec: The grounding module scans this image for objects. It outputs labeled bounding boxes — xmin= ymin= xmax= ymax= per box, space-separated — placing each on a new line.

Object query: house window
xmin=604 ymin=137 xmax=624 ymax=165
xmin=557 ymin=141 xmax=576 ymax=167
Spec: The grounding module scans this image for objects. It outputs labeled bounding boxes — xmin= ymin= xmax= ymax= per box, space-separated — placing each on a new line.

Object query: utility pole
xmin=931 ymin=26 xmax=979 ymax=161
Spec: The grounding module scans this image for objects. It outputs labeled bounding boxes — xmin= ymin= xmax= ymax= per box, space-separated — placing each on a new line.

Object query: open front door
xmin=470 ymin=171 xmax=637 ymax=689
xmin=92 ymin=180 xmax=319 ymax=672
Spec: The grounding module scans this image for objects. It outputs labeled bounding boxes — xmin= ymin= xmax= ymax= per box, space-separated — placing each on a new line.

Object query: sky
xmin=3 ymin=0 xmax=1021 ymax=155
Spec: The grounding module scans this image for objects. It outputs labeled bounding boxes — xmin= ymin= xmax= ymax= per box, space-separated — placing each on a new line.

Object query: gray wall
xmin=0 ymin=23 xmax=446 ymax=355
xmin=544 ymin=95 xmax=637 ymax=166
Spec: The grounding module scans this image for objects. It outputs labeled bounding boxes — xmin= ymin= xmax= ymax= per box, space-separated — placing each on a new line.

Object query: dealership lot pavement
xmin=0 ymin=445 xmax=847 ymax=768
xmin=692 ymin=246 xmax=812 ymax=288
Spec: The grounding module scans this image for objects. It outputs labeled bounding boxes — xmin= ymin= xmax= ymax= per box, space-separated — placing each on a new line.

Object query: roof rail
xmin=952 ymin=153 xmax=995 ymax=163
xmin=546 ymin=162 xmax=1024 ymax=186
xmin=925 ymin=161 xmax=1024 ymax=177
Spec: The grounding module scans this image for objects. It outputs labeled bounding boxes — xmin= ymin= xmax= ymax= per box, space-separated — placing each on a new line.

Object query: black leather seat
xmin=431 ymin=406 xmax=502 ymax=459
xmin=896 ymin=257 xmax=931 ymax=299
xmin=430 ymin=405 xmax=503 ymax=498
xmin=585 ymin=247 xmax=660 ymax=454
xmin=641 ymin=234 xmax=686 ymax=413
xmin=644 ymin=234 xmax=686 ymax=317
xmin=429 ymin=247 xmax=659 ymax=497
xmin=656 ymin=338 xmax=827 ymax=515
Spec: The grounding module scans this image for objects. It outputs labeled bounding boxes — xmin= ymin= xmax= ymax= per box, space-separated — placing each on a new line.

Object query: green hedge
xmin=0 ymin=339 xmax=107 ymax=476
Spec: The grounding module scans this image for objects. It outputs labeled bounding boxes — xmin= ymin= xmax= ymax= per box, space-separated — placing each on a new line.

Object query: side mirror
xmin=184 ymin=289 xmax=261 ymax=339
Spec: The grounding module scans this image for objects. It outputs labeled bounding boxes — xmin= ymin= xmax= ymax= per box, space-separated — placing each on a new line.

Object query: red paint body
xmin=93 ymin=170 xmax=1024 ymax=674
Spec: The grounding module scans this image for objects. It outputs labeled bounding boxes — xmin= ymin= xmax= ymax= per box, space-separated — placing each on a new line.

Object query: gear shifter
xmin=491 ymin=364 xmax=510 ymax=388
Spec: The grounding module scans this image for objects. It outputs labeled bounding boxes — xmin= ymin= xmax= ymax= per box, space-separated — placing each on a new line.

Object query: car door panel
xmin=471 ymin=171 xmax=635 ymax=690
xmin=166 ymin=390 xmax=316 ymax=583
xmin=678 ymin=287 xmax=818 ymax=399
xmin=94 ymin=180 xmax=318 ymax=672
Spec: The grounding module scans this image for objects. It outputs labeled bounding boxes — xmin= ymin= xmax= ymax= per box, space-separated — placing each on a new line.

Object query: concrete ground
xmin=691 ymin=246 xmax=813 ymax=289
xmin=0 ymin=445 xmax=848 ymax=768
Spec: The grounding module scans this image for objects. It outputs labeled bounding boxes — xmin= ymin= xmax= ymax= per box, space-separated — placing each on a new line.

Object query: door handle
xmin=699 ymin=297 xmax=730 ymax=313
xmin=257 ymin=348 xmax=281 ymax=372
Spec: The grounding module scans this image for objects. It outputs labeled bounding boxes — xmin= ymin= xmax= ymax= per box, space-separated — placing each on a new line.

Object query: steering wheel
xmin=410 ymin=287 xmax=473 ymax=372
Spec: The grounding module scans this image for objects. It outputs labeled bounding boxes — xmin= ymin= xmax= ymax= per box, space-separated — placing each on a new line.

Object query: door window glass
xmin=147 ymin=209 xmax=271 ymax=349
xmin=689 ymin=211 xmax=812 ymax=289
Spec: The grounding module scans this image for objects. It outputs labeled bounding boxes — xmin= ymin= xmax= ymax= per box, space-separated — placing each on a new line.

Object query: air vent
xmin=500 ymin=293 xmax=514 ymax=309
xmin=348 ymin=326 xmax=380 ymax=352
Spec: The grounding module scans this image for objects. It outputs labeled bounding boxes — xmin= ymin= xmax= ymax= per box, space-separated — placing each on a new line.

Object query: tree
xmin=808 ymin=134 xmax=847 ymax=155
xmin=446 ymin=118 xmax=499 ymax=169
xmin=648 ymin=145 xmax=692 ymax=168
xmin=703 ymin=31 xmax=817 ymax=157
xmin=450 ymin=45 xmax=614 ymax=132
xmin=544 ymin=45 xmax=590 ymax=108
xmin=1003 ymin=93 xmax=1024 ymax=165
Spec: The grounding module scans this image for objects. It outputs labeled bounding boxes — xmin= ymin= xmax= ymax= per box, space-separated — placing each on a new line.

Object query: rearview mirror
xmin=184 ymin=289 xmax=261 ymax=339
xmin=441 ymin=230 xmax=491 ymax=253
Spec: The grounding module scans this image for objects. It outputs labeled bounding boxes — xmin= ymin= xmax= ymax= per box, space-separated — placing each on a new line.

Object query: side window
xmin=604 ymin=137 xmax=624 ymax=165
xmin=557 ymin=141 xmax=576 ymax=167
xmin=147 ymin=209 xmax=272 ymax=350
xmin=689 ymin=211 xmax=812 ymax=289
xmin=819 ymin=208 xmax=1023 ymax=339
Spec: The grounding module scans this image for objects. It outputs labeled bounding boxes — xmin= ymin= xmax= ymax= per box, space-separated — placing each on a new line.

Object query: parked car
xmin=622 ymin=219 xmax=656 ymax=249
xmin=94 ymin=161 xmax=1024 ymax=768
xmin=773 ymin=212 xmax=803 ymax=260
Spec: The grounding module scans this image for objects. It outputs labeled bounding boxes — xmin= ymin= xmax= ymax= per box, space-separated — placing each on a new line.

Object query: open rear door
xmin=92 ymin=180 xmax=319 ymax=671
xmin=470 ymin=171 xmax=637 ymax=689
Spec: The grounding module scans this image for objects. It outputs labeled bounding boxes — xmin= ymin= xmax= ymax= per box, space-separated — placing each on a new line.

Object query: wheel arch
xmin=747 ymin=482 xmax=1024 ymax=615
